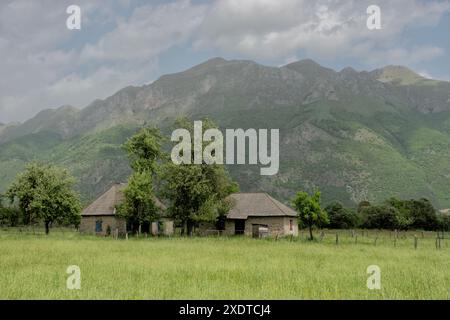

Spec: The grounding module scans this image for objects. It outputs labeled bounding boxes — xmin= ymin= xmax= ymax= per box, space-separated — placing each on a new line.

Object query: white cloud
xmin=195 ymin=0 xmax=450 ymax=64
xmin=80 ymin=0 xmax=206 ymax=62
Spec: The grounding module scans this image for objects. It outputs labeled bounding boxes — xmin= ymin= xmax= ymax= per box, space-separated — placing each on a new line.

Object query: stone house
xmin=224 ymin=193 xmax=298 ymax=237
xmin=80 ymin=183 xmax=173 ymax=236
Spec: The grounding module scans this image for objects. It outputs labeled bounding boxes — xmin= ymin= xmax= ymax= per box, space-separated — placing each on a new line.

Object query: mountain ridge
xmin=2 ymin=58 xmax=443 ymax=144
xmin=1 ymin=58 xmax=450 ymax=208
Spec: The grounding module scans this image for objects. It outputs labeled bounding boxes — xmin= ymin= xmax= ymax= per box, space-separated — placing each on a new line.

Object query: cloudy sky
xmin=1 ymin=0 xmax=450 ymax=123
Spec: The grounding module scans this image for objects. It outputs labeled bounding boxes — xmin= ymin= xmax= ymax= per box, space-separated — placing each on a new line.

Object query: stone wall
xmin=80 ymin=215 xmax=126 ymax=236
xmin=224 ymin=217 xmax=298 ymax=237
xmin=245 ymin=217 xmax=298 ymax=237
xmin=151 ymin=219 xmax=174 ymax=236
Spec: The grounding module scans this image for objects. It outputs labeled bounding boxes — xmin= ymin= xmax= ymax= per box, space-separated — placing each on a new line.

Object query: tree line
xmin=292 ymin=190 xmax=450 ymax=240
xmin=1 ymin=117 xmax=449 ymax=236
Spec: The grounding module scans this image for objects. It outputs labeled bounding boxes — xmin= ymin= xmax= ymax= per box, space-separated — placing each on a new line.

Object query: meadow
xmin=0 ymin=228 xmax=449 ymax=299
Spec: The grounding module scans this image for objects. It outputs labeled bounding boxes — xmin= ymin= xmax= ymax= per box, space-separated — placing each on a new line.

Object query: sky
xmin=1 ymin=0 xmax=450 ymax=123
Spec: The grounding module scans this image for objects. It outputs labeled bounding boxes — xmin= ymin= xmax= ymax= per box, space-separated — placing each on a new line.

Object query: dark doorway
xmin=234 ymin=220 xmax=245 ymax=235
xmin=141 ymin=221 xmax=150 ymax=234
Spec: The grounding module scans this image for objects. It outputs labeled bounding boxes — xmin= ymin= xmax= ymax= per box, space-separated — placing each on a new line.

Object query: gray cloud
xmin=195 ymin=0 xmax=450 ymax=62
xmin=1 ymin=0 xmax=449 ymax=123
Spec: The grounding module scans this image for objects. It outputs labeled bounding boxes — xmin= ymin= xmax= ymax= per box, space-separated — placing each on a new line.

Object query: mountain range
xmin=1 ymin=57 xmax=450 ymax=208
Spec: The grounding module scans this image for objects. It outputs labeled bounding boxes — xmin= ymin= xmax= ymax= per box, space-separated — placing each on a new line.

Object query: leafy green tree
xmin=162 ymin=117 xmax=238 ymax=235
xmin=325 ymin=201 xmax=359 ymax=229
xmin=292 ymin=190 xmax=328 ymax=240
xmin=117 ymin=171 xmax=161 ymax=231
xmin=384 ymin=197 xmax=438 ymax=230
xmin=215 ymin=197 xmax=234 ymax=231
xmin=360 ymin=205 xmax=400 ymax=230
xmin=123 ymin=126 xmax=164 ymax=174
xmin=384 ymin=197 xmax=413 ymax=230
xmin=6 ymin=163 xmax=81 ymax=234
xmin=121 ymin=126 xmax=165 ymax=231
xmin=407 ymin=198 xmax=438 ymax=230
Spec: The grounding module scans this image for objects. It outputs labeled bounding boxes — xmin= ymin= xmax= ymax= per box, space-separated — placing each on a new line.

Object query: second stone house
xmin=224 ymin=193 xmax=299 ymax=237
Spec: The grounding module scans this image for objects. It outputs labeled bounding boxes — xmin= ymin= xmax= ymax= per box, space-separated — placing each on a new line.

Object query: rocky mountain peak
xmin=283 ymin=59 xmax=336 ymax=78
xmin=373 ymin=65 xmax=425 ymax=85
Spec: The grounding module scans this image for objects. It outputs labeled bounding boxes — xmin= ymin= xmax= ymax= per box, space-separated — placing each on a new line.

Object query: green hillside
xmin=1 ymin=58 xmax=450 ymax=208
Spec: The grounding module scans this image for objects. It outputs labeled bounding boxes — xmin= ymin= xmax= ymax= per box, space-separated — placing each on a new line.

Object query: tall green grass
xmin=0 ymin=229 xmax=449 ymax=299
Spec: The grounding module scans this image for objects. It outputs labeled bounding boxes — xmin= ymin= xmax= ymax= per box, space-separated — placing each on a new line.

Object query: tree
xmin=384 ymin=197 xmax=413 ymax=230
xmin=325 ymin=201 xmax=359 ymax=229
xmin=360 ymin=205 xmax=400 ymax=230
xmin=407 ymin=198 xmax=438 ymax=230
xmin=162 ymin=117 xmax=238 ymax=235
xmin=384 ymin=197 xmax=438 ymax=230
xmin=117 ymin=171 xmax=161 ymax=231
xmin=6 ymin=163 xmax=81 ymax=234
xmin=292 ymin=190 xmax=328 ymax=240
xmin=123 ymin=126 xmax=164 ymax=174
xmin=120 ymin=126 xmax=165 ymax=232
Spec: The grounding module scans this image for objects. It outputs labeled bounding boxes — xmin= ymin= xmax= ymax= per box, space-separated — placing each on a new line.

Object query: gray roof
xmin=226 ymin=193 xmax=297 ymax=219
xmin=82 ymin=183 xmax=166 ymax=216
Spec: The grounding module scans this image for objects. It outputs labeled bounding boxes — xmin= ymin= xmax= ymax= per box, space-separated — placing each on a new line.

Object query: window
xmin=95 ymin=220 xmax=103 ymax=233
xmin=289 ymin=219 xmax=293 ymax=231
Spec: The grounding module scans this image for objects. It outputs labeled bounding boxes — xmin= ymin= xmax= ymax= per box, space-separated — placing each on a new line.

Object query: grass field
xmin=0 ymin=228 xmax=449 ymax=299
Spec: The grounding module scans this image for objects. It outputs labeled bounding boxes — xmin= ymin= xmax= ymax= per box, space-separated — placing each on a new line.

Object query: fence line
xmin=0 ymin=227 xmax=448 ymax=250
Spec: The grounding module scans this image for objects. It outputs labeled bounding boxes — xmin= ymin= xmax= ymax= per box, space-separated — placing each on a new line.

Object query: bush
xmin=0 ymin=206 xmax=21 ymax=227
xmin=437 ymin=214 xmax=450 ymax=231
xmin=325 ymin=201 xmax=359 ymax=229
xmin=407 ymin=199 xmax=438 ymax=230
xmin=357 ymin=201 xmax=371 ymax=213
xmin=360 ymin=205 xmax=400 ymax=230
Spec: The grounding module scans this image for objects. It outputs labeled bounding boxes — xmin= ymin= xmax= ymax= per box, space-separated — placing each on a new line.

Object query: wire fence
xmin=0 ymin=226 xmax=448 ymax=250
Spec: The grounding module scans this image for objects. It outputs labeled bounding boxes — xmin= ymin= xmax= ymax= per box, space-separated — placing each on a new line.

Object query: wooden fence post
xmin=374 ymin=237 xmax=378 ymax=246
xmin=414 ymin=235 xmax=418 ymax=250
xmin=335 ymin=233 xmax=339 ymax=245
xmin=125 ymin=232 xmax=128 ymax=241
xmin=355 ymin=235 xmax=358 ymax=245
